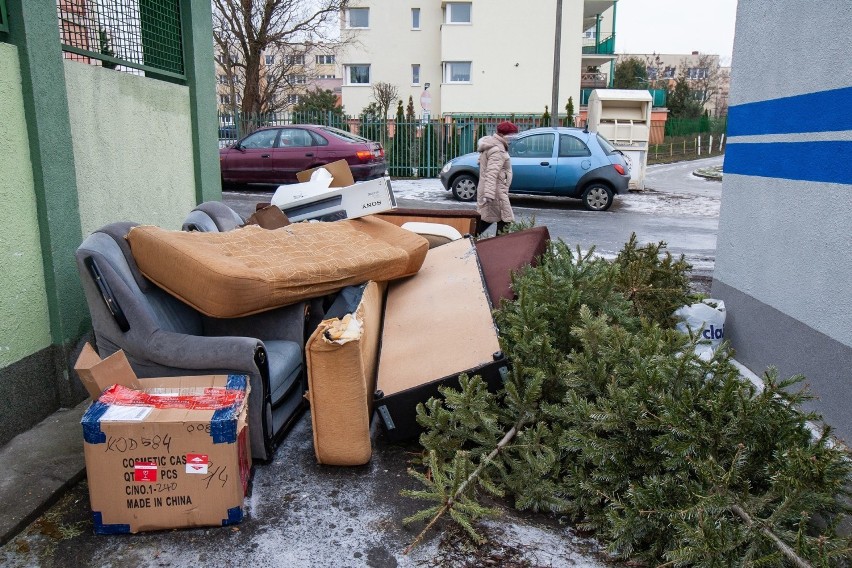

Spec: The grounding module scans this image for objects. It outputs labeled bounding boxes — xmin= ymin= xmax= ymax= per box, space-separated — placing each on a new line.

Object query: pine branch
xmin=730 ymin=504 xmax=812 ymax=568
xmin=403 ymin=424 xmax=519 ymax=554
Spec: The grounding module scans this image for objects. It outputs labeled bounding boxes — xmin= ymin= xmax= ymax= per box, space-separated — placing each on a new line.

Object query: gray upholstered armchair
xmin=75 ymin=221 xmax=307 ymax=461
xmin=181 ymin=201 xmax=245 ymax=232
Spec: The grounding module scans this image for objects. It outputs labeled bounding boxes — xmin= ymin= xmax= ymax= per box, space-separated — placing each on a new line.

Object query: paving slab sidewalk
xmin=0 ymin=408 xmax=617 ymax=568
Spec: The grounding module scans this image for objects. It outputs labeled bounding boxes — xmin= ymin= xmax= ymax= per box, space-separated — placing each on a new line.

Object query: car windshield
xmin=596 ymin=133 xmax=617 ymax=155
xmin=319 ymin=126 xmax=371 ymax=143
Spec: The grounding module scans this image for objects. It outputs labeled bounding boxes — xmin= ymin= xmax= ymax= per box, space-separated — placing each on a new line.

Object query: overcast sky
xmin=614 ymin=0 xmax=738 ymax=65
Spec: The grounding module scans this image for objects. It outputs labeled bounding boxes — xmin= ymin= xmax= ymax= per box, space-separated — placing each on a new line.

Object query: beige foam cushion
xmin=127 ymin=217 xmax=427 ymax=318
xmin=305 ymin=281 xmax=385 ymax=465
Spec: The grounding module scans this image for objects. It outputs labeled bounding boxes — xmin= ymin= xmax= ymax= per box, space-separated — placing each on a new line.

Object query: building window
xmin=412 ymin=8 xmax=421 ymax=29
xmin=412 ymin=64 xmax=420 ymax=85
xmin=443 ymin=61 xmax=471 ymax=83
xmin=316 ymin=54 xmax=335 ymax=64
xmin=220 ymin=94 xmax=231 ymax=105
xmin=287 ymin=94 xmax=300 ymax=105
xmin=288 ymin=74 xmax=307 ymax=85
xmin=347 ymin=7 xmax=369 ymax=28
xmin=217 ymin=74 xmax=229 ymax=85
xmin=663 ymin=66 xmax=676 ymax=78
xmin=285 ymin=54 xmax=305 ymax=65
xmin=265 ymin=54 xmax=275 ymax=65
xmin=317 ymin=74 xmax=337 ymax=79
xmin=345 ymin=64 xmax=370 ymax=85
xmin=688 ymin=67 xmax=708 ymax=80
xmin=445 ymin=3 xmax=471 ymax=24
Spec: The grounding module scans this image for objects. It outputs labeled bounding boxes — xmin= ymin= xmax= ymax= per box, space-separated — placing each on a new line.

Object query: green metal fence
xmin=218 ymin=111 xmax=729 ymax=178
xmin=0 ymin=0 xmax=8 ymax=34
xmin=664 ymin=116 xmax=727 ymax=137
xmin=57 ymin=0 xmax=184 ymax=80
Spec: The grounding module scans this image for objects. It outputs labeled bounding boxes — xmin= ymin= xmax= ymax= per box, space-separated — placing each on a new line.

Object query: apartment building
xmin=615 ymin=52 xmax=729 ymax=116
xmin=339 ymin=0 xmax=619 ymax=118
xmin=214 ymin=43 xmax=343 ymax=117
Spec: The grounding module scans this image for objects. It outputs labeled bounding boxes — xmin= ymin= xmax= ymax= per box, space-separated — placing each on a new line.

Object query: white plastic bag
xmin=674 ymin=299 xmax=726 ymax=360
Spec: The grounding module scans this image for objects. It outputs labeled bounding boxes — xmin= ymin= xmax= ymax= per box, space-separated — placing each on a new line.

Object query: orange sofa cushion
xmin=305 ymin=281 xmax=385 ymax=466
xmin=127 ymin=217 xmax=427 ymax=318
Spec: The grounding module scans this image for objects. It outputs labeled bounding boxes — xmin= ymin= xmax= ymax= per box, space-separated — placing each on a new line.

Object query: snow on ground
xmin=390 ymin=176 xmax=721 ymax=218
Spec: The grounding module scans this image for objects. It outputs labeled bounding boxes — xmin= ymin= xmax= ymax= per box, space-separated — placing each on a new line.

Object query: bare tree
xmin=371 ymin=82 xmax=399 ymax=120
xmin=643 ymin=53 xmax=671 ymax=91
xmin=212 ymin=0 xmax=349 ymax=118
xmin=681 ymin=53 xmax=723 ymax=109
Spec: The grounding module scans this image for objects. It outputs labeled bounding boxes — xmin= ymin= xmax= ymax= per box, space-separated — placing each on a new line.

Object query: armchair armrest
xmin=136 ymin=330 xmax=265 ymax=372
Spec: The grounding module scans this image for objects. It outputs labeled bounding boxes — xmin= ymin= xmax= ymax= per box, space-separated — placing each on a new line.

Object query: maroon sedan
xmin=219 ymin=124 xmax=386 ymax=187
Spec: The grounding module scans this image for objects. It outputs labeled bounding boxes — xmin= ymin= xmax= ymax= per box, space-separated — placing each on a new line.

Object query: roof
xmin=589 ymin=89 xmax=653 ymax=102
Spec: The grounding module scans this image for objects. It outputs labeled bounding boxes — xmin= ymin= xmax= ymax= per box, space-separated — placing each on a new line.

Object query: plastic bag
xmin=674 ymin=299 xmax=726 ymax=360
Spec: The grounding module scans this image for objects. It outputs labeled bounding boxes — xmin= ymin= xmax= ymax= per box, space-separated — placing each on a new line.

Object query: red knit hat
xmin=496 ymin=121 xmax=519 ymax=135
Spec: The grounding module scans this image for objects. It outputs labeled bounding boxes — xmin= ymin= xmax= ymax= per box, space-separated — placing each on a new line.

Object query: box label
xmin=185 ymin=453 xmax=209 ymax=474
xmin=133 ymin=461 xmax=159 ymax=482
xmin=100 ymin=405 xmax=153 ymax=422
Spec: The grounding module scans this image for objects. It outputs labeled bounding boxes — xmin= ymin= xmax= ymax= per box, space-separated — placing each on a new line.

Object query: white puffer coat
xmin=476 ymin=134 xmax=514 ymax=223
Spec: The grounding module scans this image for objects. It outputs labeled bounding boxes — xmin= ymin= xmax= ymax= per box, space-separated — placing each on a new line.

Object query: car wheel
xmin=582 ymin=183 xmax=614 ymax=211
xmin=451 ymin=174 xmax=478 ymax=202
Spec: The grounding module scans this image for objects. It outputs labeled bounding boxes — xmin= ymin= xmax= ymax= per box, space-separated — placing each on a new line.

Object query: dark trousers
xmin=476 ymin=219 xmax=509 ymax=236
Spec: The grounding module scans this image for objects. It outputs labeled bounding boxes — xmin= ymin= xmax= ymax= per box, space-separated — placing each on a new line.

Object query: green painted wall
xmin=65 ymin=62 xmax=198 ymax=235
xmin=0 ymin=43 xmax=52 ymax=369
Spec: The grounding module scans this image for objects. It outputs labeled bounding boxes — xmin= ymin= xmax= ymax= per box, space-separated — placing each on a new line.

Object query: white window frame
xmin=688 ymin=67 xmax=708 ymax=80
xmin=315 ymin=54 xmax=335 ymax=65
xmin=346 ymin=7 xmax=370 ymax=28
xmin=287 ymin=94 xmax=300 ymax=105
xmin=265 ymin=54 xmax=275 ymax=65
xmin=345 ymin=64 xmax=371 ymax=85
xmin=285 ymin=54 xmax=305 ymax=66
xmin=443 ymin=61 xmax=471 ymax=83
xmin=288 ymin=74 xmax=307 ymax=85
xmin=445 ymin=2 xmax=472 ymax=24
xmin=411 ymin=8 xmax=421 ymax=29
xmin=412 ymin=64 xmax=420 ymax=85
xmin=317 ymin=74 xmax=337 ymax=79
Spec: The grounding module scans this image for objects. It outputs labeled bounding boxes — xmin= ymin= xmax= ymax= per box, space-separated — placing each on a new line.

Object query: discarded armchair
xmin=181 ymin=201 xmax=245 ymax=233
xmin=75 ymin=222 xmax=307 ymax=461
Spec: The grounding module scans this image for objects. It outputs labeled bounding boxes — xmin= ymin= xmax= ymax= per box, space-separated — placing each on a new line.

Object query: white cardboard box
xmin=277 ymin=176 xmax=397 ymax=222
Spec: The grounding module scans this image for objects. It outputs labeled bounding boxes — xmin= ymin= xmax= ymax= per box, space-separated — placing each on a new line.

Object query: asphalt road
xmin=223 ymin=155 xmax=724 ymax=280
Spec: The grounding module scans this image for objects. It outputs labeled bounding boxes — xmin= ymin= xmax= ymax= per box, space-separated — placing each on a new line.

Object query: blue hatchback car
xmin=438 ymin=127 xmax=631 ymax=211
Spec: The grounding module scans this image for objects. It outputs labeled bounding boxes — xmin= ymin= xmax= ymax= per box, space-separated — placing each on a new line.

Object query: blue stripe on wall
xmin=727 ymin=87 xmax=852 ymax=137
xmin=725 ymin=141 xmax=852 ymax=185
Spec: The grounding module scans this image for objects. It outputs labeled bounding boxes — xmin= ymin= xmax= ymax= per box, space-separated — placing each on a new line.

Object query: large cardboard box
xmin=76 ymin=345 xmax=251 ymax=534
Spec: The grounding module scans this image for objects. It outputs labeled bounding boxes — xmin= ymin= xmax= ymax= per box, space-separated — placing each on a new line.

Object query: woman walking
xmin=476 ymin=121 xmax=518 ymax=235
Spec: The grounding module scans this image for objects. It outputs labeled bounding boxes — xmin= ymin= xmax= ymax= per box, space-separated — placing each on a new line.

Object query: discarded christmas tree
xmin=404 ymin=234 xmax=852 ymax=566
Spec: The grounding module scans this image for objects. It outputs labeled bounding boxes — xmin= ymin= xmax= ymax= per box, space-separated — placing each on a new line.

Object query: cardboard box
xmin=76 ymin=345 xmax=251 ymax=534
xmin=271 ymin=160 xmax=397 ymax=222
xmin=296 ymin=159 xmax=355 ymax=187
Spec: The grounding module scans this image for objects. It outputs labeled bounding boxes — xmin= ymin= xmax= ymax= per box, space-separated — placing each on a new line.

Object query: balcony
xmin=581 ymin=72 xmax=608 ymax=89
xmin=582 ymin=33 xmax=614 ymax=55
